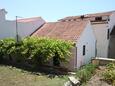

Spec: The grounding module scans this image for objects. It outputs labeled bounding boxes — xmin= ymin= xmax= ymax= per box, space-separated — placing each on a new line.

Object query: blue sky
xmin=0 ymin=0 xmax=115 ymax=21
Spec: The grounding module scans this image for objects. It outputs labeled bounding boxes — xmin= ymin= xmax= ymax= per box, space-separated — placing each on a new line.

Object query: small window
xmin=107 ymin=18 xmax=110 ymax=21
xmin=73 ymin=19 xmax=76 ymax=21
xmin=68 ymin=19 xmax=71 ymax=21
xmin=80 ymin=15 xmax=84 ymax=20
xmin=107 ymin=29 xmax=110 ymax=39
xmin=83 ymin=45 xmax=86 ymax=55
xmin=95 ymin=17 xmax=102 ymax=21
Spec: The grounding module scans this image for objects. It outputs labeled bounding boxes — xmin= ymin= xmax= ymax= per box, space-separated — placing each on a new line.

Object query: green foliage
xmin=0 ymin=38 xmax=16 ymax=61
xmin=76 ymin=64 xmax=97 ymax=83
xmin=106 ymin=62 xmax=115 ymax=70
xmin=102 ymin=63 xmax=115 ymax=84
xmin=22 ymin=37 xmax=73 ymax=65
xmin=0 ymin=37 xmax=73 ymax=66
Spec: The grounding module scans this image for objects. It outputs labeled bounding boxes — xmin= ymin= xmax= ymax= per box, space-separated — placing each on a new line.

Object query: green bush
xmin=22 ymin=37 xmax=73 ymax=65
xmin=0 ymin=38 xmax=16 ymax=61
xmin=76 ymin=64 xmax=97 ymax=83
xmin=106 ymin=63 xmax=115 ymax=70
xmin=0 ymin=37 xmax=73 ymax=66
xmin=103 ymin=63 xmax=115 ymax=84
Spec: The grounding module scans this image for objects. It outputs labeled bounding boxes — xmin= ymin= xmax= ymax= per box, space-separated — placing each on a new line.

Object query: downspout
xmin=107 ymin=16 xmax=110 ymax=58
xmin=95 ymin=40 xmax=97 ymax=57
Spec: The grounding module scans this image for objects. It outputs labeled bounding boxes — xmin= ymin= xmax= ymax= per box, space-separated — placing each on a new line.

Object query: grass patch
xmin=75 ymin=64 xmax=97 ymax=84
xmin=102 ymin=63 xmax=115 ymax=85
xmin=0 ymin=65 xmax=68 ymax=86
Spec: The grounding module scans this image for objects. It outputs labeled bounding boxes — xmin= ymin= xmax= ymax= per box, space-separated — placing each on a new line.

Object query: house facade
xmin=0 ymin=9 xmax=45 ymax=39
xmin=59 ymin=11 xmax=115 ymax=58
xmin=76 ymin=21 xmax=96 ymax=68
xmin=90 ymin=12 xmax=115 ymax=58
xmin=32 ymin=20 xmax=96 ymax=70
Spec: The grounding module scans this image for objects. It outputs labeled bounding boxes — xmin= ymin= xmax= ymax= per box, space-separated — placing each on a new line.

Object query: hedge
xmin=0 ymin=37 xmax=73 ymax=66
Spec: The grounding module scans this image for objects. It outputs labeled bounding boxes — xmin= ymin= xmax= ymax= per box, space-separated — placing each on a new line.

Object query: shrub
xmin=76 ymin=64 xmax=97 ymax=83
xmin=0 ymin=38 xmax=16 ymax=61
xmin=106 ymin=63 xmax=115 ymax=70
xmin=22 ymin=37 xmax=73 ymax=66
xmin=0 ymin=40 xmax=4 ymax=62
xmin=0 ymin=37 xmax=73 ymax=66
xmin=102 ymin=63 xmax=115 ymax=85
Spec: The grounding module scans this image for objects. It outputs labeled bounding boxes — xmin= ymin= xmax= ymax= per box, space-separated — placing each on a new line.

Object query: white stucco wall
xmin=92 ymin=23 xmax=109 ymax=58
xmin=76 ymin=22 xmax=96 ymax=68
xmin=17 ymin=18 xmax=45 ymax=38
xmin=109 ymin=12 xmax=115 ymax=32
xmin=0 ymin=21 xmax=16 ymax=39
xmin=91 ymin=13 xmax=115 ymax=58
xmin=0 ymin=10 xmax=45 ymax=39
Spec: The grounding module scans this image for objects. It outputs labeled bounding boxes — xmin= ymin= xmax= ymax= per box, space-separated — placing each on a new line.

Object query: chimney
xmin=0 ymin=9 xmax=7 ymax=21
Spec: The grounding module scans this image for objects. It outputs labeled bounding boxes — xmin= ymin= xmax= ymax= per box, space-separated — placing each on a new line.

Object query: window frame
xmin=83 ymin=45 xmax=86 ymax=56
xmin=95 ymin=17 xmax=102 ymax=21
xmin=107 ymin=29 xmax=110 ymax=39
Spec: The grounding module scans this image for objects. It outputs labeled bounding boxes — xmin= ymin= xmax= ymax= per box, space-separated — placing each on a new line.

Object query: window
xmin=83 ymin=45 xmax=86 ymax=55
xmin=107 ymin=18 xmax=110 ymax=21
xmin=68 ymin=19 xmax=71 ymax=21
xmin=107 ymin=29 xmax=110 ymax=39
xmin=73 ymin=19 xmax=76 ymax=21
xmin=95 ymin=17 xmax=102 ymax=21
xmin=80 ymin=15 xmax=84 ymax=20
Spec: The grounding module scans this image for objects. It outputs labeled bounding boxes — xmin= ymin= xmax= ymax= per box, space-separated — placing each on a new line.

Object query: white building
xmin=0 ymin=9 xmax=45 ymax=40
xmin=88 ymin=11 xmax=115 ymax=58
xmin=32 ymin=20 xmax=96 ymax=70
xmin=59 ymin=11 xmax=115 ymax=58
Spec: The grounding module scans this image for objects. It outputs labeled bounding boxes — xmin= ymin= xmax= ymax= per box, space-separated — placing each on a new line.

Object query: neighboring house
xmin=59 ymin=11 xmax=115 ymax=58
xmin=32 ymin=20 xmax=96 ymax=70
xmin=0 ymin=9 xmax=45 ymax=39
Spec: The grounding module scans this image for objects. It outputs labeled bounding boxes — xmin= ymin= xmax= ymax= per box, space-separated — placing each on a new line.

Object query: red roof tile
xmin=32 ymin=21 xmax=88 ymax=42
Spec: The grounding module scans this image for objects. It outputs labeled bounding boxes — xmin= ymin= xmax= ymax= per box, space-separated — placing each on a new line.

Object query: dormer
xmin=0 ymin=9 xmax=7 ymax=22
xmin=95 ymin=16 xmax=102 ymax=21
xmin=90 ymin=15 xmax=110 ymax=24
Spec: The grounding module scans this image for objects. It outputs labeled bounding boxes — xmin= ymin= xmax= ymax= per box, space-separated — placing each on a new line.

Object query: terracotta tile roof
xmin=59 ymin=11 xmax=115 ymax=21
xmin=32 ymin=21 xmax=88 ymax=42
xmin=17 ymin=17 xmax=41 ymax=23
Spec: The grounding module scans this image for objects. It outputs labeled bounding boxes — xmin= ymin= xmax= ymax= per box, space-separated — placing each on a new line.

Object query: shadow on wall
xmin=108 ymin=26 xmax=115 ymax=59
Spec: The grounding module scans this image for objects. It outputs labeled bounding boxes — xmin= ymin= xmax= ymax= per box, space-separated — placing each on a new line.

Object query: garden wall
xmin=91 ymin=57 xmax=115 ymax=65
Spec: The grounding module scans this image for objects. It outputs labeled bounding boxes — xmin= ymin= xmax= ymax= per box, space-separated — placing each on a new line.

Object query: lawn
xmin=0 ymin=65 xmax=67 ymax=86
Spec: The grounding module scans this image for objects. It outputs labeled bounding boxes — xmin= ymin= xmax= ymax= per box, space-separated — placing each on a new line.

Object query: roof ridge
xmin=17 ymin=16 xmax=41 ymax=21
xmin=47 ymin=20 xmax=89 ymax=23
xmin=17 ymin=16 xmax=42 ymax=22
xmin=59 ymin=10 xmax=115 ymax=21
